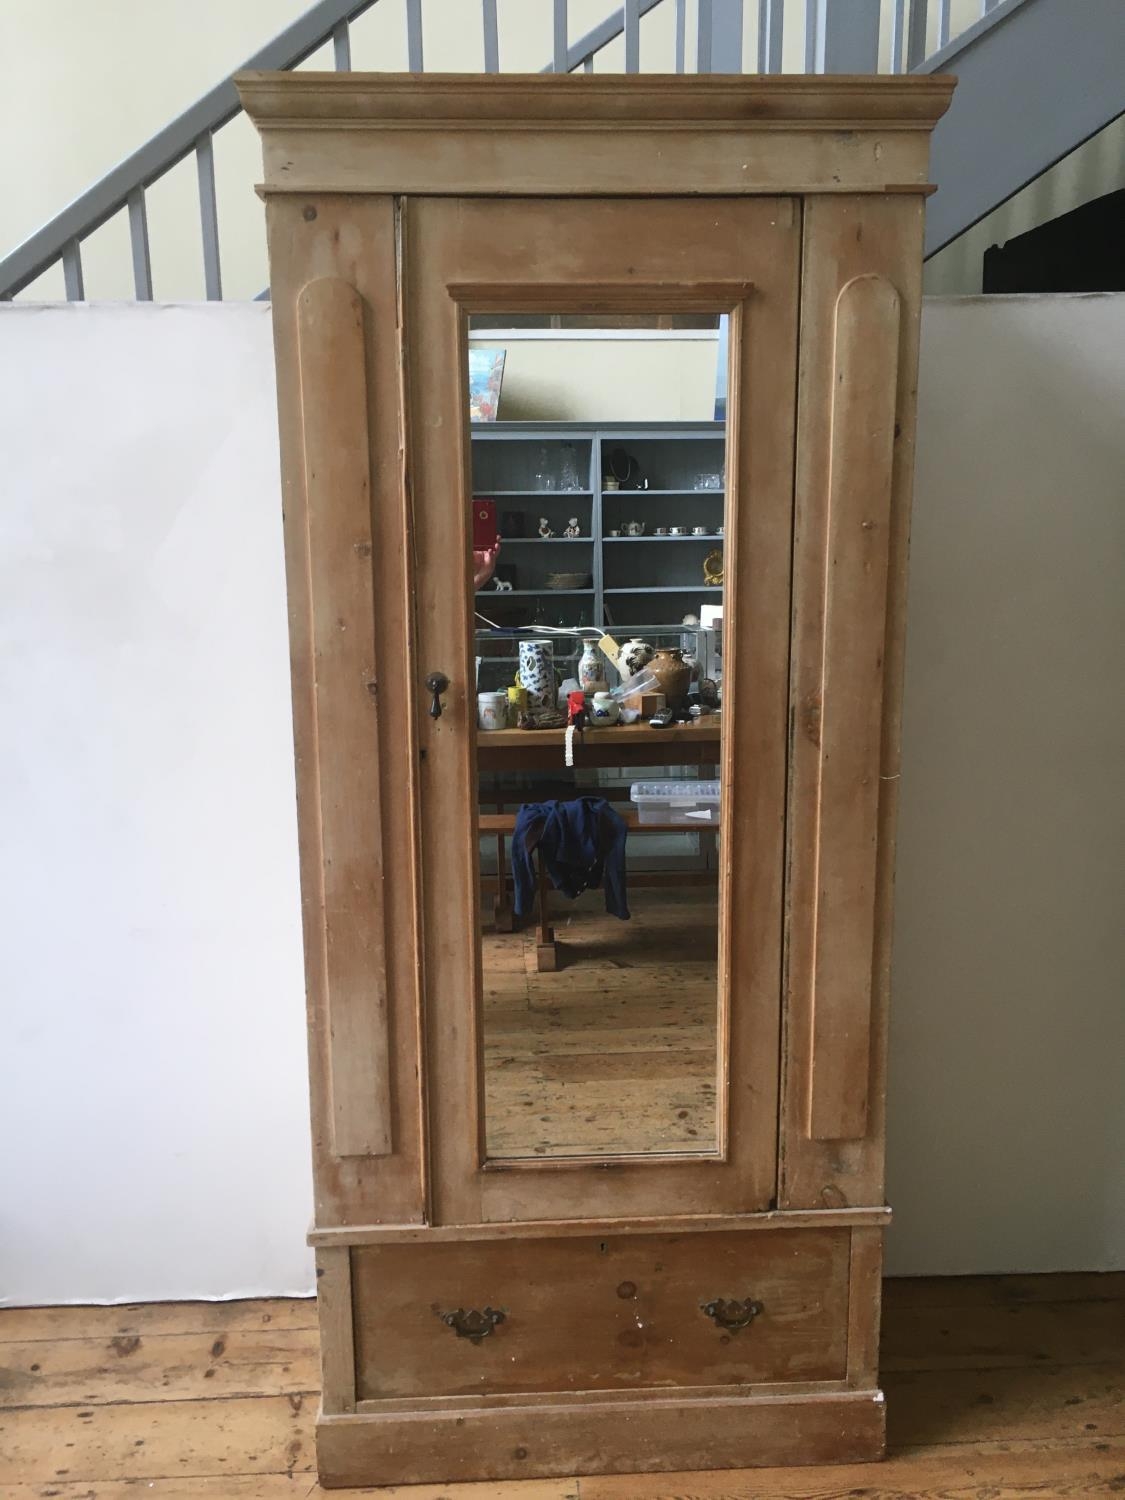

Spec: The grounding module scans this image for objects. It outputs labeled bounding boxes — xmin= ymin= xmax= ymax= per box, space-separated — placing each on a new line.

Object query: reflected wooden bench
xmin=479 ymin=808 xmax=718 ymax=972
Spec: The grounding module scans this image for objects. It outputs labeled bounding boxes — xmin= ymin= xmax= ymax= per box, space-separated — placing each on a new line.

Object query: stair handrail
xmin=0 ymin=0 xmax=1034 ymax=301
xmin=0 ymin=0 xmax=670 ymax=302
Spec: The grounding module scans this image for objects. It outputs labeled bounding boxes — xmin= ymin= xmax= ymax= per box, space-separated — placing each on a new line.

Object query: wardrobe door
xmin=404 ymin=196 xmax=799 ymax=1224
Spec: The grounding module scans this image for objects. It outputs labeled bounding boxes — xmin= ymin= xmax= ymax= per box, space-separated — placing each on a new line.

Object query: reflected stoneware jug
xmin=648 ymin=647 xmax=691 ymax=706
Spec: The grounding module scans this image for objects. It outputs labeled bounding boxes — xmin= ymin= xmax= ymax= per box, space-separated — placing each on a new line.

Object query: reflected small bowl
xmin=546 ymin=571 xmax=591 ymax=590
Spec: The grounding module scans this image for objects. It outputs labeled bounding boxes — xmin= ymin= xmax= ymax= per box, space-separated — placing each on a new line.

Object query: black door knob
xmin=425 ymin=672 xmax=450 ymax=719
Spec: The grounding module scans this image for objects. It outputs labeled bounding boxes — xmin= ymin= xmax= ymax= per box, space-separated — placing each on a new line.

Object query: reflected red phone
xmin=472 ymin=498 xmax=498 ymax=551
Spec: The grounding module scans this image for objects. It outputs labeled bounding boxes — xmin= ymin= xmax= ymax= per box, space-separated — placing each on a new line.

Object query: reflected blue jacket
xmin=511 ymin=797 xmax=630 ymax=921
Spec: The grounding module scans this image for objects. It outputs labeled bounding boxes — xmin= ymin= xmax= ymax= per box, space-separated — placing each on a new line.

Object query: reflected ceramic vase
xmin=518 ymin=639 xmax=557 ymax=709
xmin=647 ymin=648 xmax=691 ymax=706
xmin=578 ymin=641 xmax=606 ymax=693
xmin=619 ymin=637 xmax=655 ymax=677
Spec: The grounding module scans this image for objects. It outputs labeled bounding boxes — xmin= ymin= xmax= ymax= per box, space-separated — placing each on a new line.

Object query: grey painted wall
xmin=886 ymin=294 xmax=1125 ymax=1274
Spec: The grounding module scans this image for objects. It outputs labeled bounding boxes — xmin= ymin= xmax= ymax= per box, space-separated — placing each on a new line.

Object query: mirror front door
xmin=406 ymin=196 xmax=799 ymax=1224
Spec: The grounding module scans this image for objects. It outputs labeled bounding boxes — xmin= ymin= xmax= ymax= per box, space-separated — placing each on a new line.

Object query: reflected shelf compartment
xmin=471 ymin=421 xmax=726 ymax=630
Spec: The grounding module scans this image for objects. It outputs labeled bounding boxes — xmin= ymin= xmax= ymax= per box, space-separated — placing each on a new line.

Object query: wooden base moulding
xmin=317 ymin=1388 xmax=886 ymax=1487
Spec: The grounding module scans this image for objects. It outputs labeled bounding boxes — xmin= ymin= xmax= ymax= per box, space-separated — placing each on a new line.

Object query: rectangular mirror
xmin=466 ymin=313 xmax=728 ymax=1160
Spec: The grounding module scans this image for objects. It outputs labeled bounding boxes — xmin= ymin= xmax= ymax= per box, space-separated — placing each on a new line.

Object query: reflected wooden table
xmin=475 ymin=717 xmax=721 ymax=773
xmin=477 ymin=718 xmax=721 ymax=967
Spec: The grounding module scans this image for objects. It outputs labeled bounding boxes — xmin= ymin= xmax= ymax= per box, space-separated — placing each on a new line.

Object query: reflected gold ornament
xmin=703 ymin=548 xmax=724 ymax=586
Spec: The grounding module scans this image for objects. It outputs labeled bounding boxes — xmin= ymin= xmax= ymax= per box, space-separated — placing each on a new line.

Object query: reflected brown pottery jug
xmin=648 ymin=648 xmax=691 ymax=706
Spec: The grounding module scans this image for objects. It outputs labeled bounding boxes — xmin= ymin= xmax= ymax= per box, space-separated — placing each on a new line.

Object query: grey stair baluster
xmin=822 ymin=0 xmax=882 ymax=72
xmin=907 ymin=0 xmax=930 ymax=70
xmin=482 ymin=0 xmax=499 ymax=71
xmin=804 ymin=0 xmax=819 ymax=71
xmin=332 ymin=19 xmax=352 ymax=69
xmin=697 ymin=0 xmax=713 ymax=72
xmin=406 ymin=0 xmax=423 ymax=70
xmin=625 ymin=0 xmax=641 ymax=72
xmin=554 ymin=0 xmax=568 ymax=73
xmin=758 ymin=0 xmax=784 ymax=74
xmin=889 ymin=0 xmax=907 ymax=71
xmin=709 ymin=0 xmax=744 ymax=71
xmin=127 ymin=188 xmax=153 ymax=301
xmin=62 ymin=239 xmax=84 ymax=301
xmin=196 ymin=132 xmax=222 ymax=302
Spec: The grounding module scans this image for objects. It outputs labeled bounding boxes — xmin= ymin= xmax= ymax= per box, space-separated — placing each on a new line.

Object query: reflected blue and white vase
xmin=518 ymin=639 xmax=556 ymax=710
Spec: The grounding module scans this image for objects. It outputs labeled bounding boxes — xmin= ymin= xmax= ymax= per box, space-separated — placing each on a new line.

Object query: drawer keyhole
xmin=701 ymin=1297 xmax=763 ymax=1333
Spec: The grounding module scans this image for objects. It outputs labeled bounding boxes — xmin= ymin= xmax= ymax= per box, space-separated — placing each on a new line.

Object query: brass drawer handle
xmin=439 ymin=1306 xmax=506 ymax=1343
xmin=702 ymin=1297 xmax=763 ymax=1333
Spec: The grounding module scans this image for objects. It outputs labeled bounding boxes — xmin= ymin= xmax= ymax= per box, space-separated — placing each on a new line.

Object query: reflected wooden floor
xmin=482 ymin=886 xmax=719 ymax=1158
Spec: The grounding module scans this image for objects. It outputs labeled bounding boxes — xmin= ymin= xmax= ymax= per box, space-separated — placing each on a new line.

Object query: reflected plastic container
xmin=630 ymin=780 xmax=721 ymax=825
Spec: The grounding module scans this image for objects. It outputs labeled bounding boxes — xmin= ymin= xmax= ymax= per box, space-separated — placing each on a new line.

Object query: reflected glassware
xmin=559 ymin=442 xmax=582 ymax=491
xmin=694 ymin=470 xmax=723 ymax=490
xmin=534 ymin=444 xmax=557 ymax=490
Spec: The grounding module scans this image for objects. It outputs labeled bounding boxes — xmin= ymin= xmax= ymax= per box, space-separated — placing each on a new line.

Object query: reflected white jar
xmin=590 ymin=691 xmax=620 ymax=725
xmin=477 ymin=691 xmax=509 ymax=731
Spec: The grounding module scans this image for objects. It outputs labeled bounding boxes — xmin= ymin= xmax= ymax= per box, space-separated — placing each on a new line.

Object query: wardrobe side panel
xmin=264 ymin=194 xmax=426 ymax=1227
xmin=781 ymin=194 xmax=925 ymax=1210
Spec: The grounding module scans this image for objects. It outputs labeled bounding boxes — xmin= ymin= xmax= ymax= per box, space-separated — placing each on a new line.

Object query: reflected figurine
xmin=538 ymin=517 xmax=555 ymax=539
xmin=563 ymin=517 xmax=582 ymax=538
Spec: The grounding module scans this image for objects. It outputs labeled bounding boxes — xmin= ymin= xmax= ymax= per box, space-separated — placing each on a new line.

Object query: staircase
xmin=1 ymin=0 xmax=1121 ymax=301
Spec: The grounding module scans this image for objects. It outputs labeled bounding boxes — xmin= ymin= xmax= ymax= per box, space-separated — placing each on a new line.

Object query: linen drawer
xmin=351 ymin=1226 xmax=849 ymax=1402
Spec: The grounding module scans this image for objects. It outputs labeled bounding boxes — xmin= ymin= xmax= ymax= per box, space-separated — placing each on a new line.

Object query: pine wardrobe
xmin=240 ymin=71 xmax=954 ymax=1488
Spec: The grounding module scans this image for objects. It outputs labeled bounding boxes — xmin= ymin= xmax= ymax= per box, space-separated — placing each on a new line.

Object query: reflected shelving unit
xmin=471 ymin=421 xmax=725 ymax=630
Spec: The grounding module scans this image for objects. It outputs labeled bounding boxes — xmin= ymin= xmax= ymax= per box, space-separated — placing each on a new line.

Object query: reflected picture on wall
xmin=468 ymin=347 xmax=506 ymax=422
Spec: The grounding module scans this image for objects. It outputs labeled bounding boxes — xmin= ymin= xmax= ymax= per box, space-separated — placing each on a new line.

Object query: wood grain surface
xmin=4 ymin=1273 xmax=1123 ymax=1495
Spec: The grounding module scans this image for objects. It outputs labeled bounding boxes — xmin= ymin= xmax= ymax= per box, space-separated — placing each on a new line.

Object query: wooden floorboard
xmin=2 ymin=1273 xmax=1123 ymax=1497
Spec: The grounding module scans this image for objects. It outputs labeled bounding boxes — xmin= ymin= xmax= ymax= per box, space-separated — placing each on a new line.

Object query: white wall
xmin=0 ymin=304 xmax=313 ymax=1304
xmin=477 ymin=332 xmax=720 ymax=422
xmin=1 ymin=294 xmax=1123 ymax=1304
